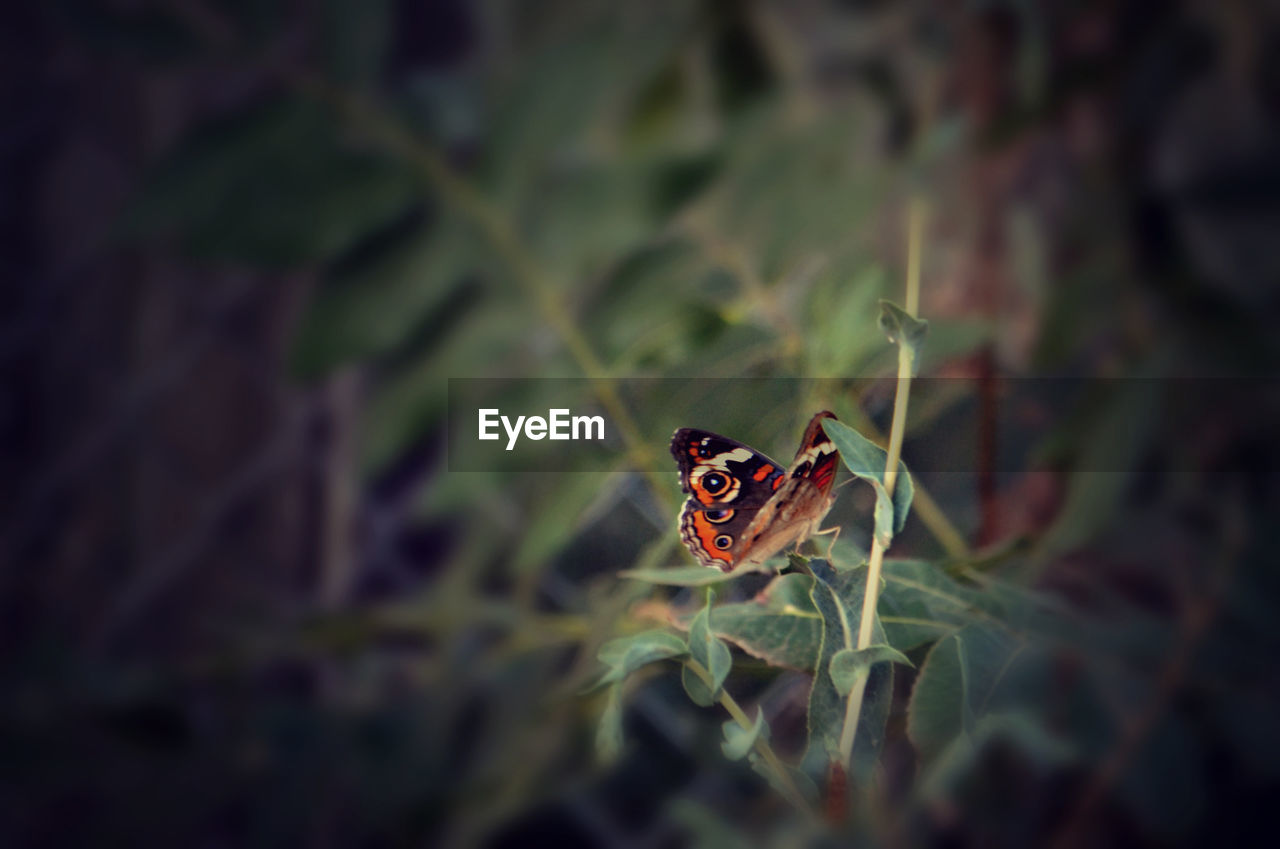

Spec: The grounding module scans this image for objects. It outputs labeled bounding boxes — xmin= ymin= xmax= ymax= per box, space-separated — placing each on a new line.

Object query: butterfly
xmin=670 ymin=411 xmax=841 ymax=571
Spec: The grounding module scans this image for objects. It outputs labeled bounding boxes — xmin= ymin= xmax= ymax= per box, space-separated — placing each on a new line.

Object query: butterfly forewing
xmin=670 ymin=428 xmax=786 ymax=570
xmin=670 ymin=412 xmax=840 ymax=571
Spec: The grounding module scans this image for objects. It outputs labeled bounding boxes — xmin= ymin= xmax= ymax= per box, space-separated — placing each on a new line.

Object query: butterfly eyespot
xmin=673 ymin=412 xmax=840 ymax=570
xmin=702 ymin=472 xmax=729 ymax=495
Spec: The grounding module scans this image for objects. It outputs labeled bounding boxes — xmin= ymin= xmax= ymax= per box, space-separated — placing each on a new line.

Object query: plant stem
xmin=908 ymin=484 xmax=970 ymax=559
xmin=684 ymin=658 xmax=815 ymax=817
xmin=836 ymin=198 xmax=926 ymax=769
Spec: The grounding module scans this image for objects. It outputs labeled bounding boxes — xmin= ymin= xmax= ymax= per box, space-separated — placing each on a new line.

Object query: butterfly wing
xmin=721 ymin=411 xmax=841 ymax=569
xmin=785 ymin=410 xmax=840 ymax=493
xmin=670 ymin=428 xmax=787 ymax=570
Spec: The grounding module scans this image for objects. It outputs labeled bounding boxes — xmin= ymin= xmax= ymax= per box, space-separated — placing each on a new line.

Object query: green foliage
xmin=682 ymin=593 xmax=734 ymax=706
xmin=807 ymin=265 xmax=891 ymax=376
xmin=289 ymin=214 xmax=485 ymax=377
xmin=916 ymin=711 xmax=1075 ymax=803
xmin=620 ymin=564 xmax=772 ymax=586
xmin=879 ymin=559 xmax=1005 ymax=649
xmin=822 ymin=418 xmax=915 ymax=547
xmin=593 ymin=630 xmax=687 ymax=689
xmin=707 ymin=572 xmax=822 ymax=669
xmin=878 ymin=299 xmax=930 ymax=356
xmin=90 ymin=2 xmax=1277 ymax=845
xmin=906 ymin=624 xmax=1023 ymax=761
xmin=126 ymin=97 xmax=417 ymax=267
xmin=721 ymin=709 xmax=767 ymax=760
xmin=595 ymin=683 xmax=625 ymax=763
xmin=708 ymin=562 xmax=977 ymax=669
xmin=804 ymin=559 xmax=892 ymax=780
xmin=829 ymin=644 xmax=913 ymax=695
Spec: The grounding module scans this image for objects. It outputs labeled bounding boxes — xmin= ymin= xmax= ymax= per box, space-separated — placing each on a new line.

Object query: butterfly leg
xmin=793 ymin=523 xmax=836 ymax=557
xmin=811 ymin=524 xmax=841 ymax=560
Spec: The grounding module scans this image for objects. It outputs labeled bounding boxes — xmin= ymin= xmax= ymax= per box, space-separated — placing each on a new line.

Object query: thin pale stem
xmin=836 ymin=198 xmax=926 ymax=769
xmin=908 ymin=483 xmax=969 ymax=559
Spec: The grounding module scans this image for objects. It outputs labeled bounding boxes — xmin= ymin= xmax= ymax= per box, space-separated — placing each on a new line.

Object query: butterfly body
xmin=670 ymin=411 xmax=840 ymax=571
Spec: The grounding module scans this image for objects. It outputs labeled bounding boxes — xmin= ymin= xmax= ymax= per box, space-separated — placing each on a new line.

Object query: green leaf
xmin=584 ymin=240 xmax=711 ymax=367
xmin=711 ymin=564 xmax=975 ymax=669
xmin=484 ymin=9 xmax=690 ymax=199
xmin=595 ymin=683 xmax=624 ymax=763
xmin=619 ymin=563 xmax=772 ymax=586
xmin=804 ymin=560 xmax=892 ymax=781
xmin=647 ymin=561 xmax=987 ymax=707
xmin=805 ymin=562 xmax=855 ymax=762
xmin=711 ymin=109 xmax=887 ymax=280
xmin=878 ymin=559 xmax=1000 ymax=650
xmin=878 ymin=299 xmax=929 ymax=353
xmin=683 ymin=594 xmax=733 ymax=706
xmin=721 ymin=708 xmax=767 ymax=760
xmin=807 ymin=263 xmax=889 ymax=377
xmin=821 ymin=418 xmax=915 ymax=542
xmin=289 ymin=215 xmax=483 ymax=378
xmin=961 ymin=571 xmax=1076 ymax=637
xmin=125 ymin=97 xmax=417 ymax=266
xmin=709 ymin=572 xmax=821 ymax=669
xmin=906 ymin=624 xmax=1023 ymax=761
xmin=829 ymin=644 xmax=915 ymax=694
xmin=869 ymin=479 xmax=896 ymax=549
xmin=526 ymin=162 xmax=657 ymax=279
xmin=593 ymin=630 xmax=687 ymax=689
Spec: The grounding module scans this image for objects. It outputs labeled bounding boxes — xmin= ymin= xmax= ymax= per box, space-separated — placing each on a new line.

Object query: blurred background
xmin=4 ymin=1 xmax=1280 ymax=846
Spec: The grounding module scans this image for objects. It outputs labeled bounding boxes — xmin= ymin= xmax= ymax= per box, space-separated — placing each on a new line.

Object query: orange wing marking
xmin=691 ymin=511 xmax=733 ymax=565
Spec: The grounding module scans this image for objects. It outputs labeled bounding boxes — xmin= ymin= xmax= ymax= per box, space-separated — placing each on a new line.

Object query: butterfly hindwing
xmin=788 ymin=410 xmax=840 ymax=491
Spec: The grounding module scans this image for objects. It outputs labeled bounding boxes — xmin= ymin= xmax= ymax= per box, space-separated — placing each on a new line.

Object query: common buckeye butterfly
xmin=670 ymin=411 xmax=840 ymax=571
